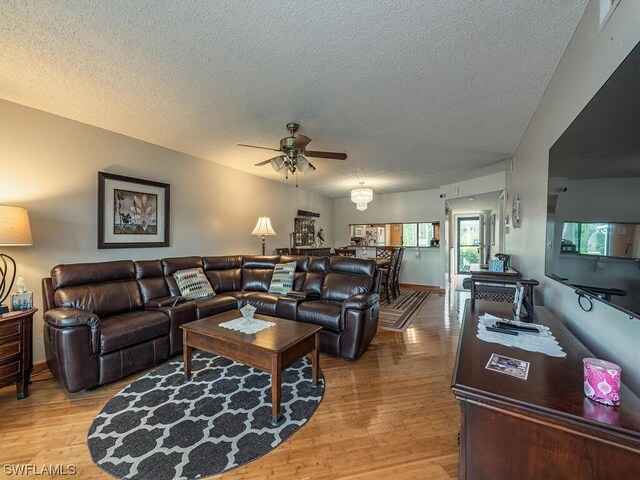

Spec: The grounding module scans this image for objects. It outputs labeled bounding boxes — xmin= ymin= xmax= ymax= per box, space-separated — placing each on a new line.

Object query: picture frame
xmin=98 ymin=172 xmax=170 ymax=249
xmin=512 ymin=194 xmax=521 ymax=228
xmin=513 ymin=282 xmax=525 ymax=316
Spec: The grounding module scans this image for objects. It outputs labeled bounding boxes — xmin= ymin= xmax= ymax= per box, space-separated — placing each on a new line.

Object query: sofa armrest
xmin=144 ymin=296 xmax=184 ymax=309
xmin=44 ymin=308 xmax=100 ymax=354
xmin=287 ymin=290 xmax=320 ymax=300
xmin=342 ymin=293 xmax=380 ymax=311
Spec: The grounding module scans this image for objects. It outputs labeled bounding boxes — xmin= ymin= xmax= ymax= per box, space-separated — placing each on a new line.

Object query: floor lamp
xmin=0 ymin=206 xmax=33 ymax=314
xmin=251 ymin=215 xmax=276 ymax=255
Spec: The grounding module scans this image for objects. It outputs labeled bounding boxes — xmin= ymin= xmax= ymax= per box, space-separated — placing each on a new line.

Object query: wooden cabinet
xmin=452 ymin=301 xmax=640 ymax=479
xmin=0 ymin=309 xmax=36 ymax=399
xmin=290 ymin=247 xmax=331 ymax=256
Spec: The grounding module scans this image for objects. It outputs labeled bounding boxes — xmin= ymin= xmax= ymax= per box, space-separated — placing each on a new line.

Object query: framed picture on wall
xmin=98 ymin=171 xmax=170 ymax=248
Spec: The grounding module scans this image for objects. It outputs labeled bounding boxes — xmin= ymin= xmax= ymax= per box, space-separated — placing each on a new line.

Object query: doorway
xmin=457 ymin=216 xmax=480 ymax=273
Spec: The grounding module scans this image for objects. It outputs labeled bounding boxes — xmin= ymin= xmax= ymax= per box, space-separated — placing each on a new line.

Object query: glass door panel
xmin=457 ymin=216 xmax=480 ymax=273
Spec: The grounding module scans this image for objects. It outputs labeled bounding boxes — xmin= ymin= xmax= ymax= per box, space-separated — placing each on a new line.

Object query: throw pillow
xmin=268 ymin=262 xmax=297 ymax=295
xmin=173 ymin=268 xmax=215 ymax=300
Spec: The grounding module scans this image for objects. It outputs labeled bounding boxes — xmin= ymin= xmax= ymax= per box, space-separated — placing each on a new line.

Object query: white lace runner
xmin=477 ymin=314 xmax=566 ymax=358
xmin=219 ymin=317 xmax=276 ymax=334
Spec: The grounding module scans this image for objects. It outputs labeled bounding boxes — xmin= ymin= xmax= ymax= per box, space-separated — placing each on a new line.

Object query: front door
xmin=457 ymin=216 xmax=480 ymax=273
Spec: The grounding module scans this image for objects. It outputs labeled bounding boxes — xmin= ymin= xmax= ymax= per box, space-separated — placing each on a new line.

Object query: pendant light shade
xmin=351 ymin=183 xmax=373 ymax=211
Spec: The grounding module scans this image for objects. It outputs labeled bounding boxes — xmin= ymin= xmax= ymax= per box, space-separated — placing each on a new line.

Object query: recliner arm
xmin=287 ymin=290 xmax=320 ymax=300
xmin=342 ymin=293 xmax=380 ymax=311
xmin=44 ymin=308 xmax=100 ymax=354
xmin=144 ymin=296 xmax=184 ymax=309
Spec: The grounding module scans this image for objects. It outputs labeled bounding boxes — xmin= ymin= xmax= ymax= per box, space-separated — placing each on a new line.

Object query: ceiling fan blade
xmin=293 ymin=134 xmax=312 ymax=150
xmin=305 ymin=150 xmax=348 ymax=160
xmin=238 ymin=143 xmax=281 ymax=152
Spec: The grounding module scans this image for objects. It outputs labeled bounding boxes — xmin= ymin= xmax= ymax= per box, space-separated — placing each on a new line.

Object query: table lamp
xmin=0 ymin=206 xmax=33 ymax=314
xmin=252 ymin=215 xmax=276 ymax=255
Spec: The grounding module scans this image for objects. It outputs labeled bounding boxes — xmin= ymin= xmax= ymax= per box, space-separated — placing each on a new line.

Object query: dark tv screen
xmin=546 ymin=41 xmax=640 ymax=318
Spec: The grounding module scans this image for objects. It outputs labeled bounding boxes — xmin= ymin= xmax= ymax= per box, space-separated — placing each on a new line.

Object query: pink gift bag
xmin=583 ymin=357 xmax=621 ymax=406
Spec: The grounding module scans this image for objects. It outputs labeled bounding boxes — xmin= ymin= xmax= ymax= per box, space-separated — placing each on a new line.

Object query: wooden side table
xmin=0 ymin=308 xmax=37 ymax=399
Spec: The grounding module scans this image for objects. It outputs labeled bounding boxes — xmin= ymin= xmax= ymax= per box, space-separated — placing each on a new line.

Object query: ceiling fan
xmin=238 ymin=123 xmax=347 ymax=178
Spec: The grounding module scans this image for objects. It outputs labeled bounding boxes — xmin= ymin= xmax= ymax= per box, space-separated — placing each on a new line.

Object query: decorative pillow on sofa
xmin=173 ymin=268 xmax=215 ymax=300
xmin=268 ymin=262 xmax=297 ymax=295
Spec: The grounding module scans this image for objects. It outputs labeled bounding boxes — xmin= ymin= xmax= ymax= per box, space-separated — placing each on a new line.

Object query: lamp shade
xmin=0 ymin=205 xmax=33 ymax=246
xmin=351 ymin=186 xmax=373 ymax=211
xmin=251 ymin=215 xmax=276 ymax=236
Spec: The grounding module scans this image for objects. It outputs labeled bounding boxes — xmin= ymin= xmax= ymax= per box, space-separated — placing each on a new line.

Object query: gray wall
xmin=506 ymin=0 xmax=640 ymax=392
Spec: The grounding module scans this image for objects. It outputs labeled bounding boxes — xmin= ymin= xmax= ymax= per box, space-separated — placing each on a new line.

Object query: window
xmin=561 ymin=222 xmax=610 ymax=256
xmin=402 ymin=222 xmax=435 ymax=247
xmin=402 ymin=223 xmax=417 ymax=247
xmin=599 ymin=0 xmax=621 ymax=31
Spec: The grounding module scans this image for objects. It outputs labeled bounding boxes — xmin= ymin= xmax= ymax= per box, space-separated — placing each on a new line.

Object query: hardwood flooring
xmin=0 ymin=289 xmax=467 ymax=479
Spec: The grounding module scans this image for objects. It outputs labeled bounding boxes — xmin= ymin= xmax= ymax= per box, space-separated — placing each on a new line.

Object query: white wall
xmin=334 ymin=189 xmax=445 ymax=288
xmin=507 ymin=0 xmax=640 ymax=391
xmin=0 ymin=99 xmax=334 ymax=363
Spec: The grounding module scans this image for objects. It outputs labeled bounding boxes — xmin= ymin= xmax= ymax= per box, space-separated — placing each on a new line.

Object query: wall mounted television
xmin=546 ymin=40 xmax=640 ymax=319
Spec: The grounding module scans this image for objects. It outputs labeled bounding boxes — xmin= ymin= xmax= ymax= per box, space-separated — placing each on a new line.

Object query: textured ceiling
xmin=0 ymin=1 xmax=587 ymax=198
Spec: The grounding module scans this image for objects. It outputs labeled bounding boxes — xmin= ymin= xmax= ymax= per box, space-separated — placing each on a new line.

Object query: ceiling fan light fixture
xmin=270 ymin=156 xmax=285 ymax=172
xmin=297 ymin=156 xmax=311 ymax=172
xmin=351 ymin=183 xmax=373 ymax=211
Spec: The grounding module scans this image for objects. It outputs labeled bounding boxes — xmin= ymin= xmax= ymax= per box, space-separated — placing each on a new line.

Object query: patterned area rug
xmin=87 ymin=352 xmax=324 ymax=480
xmin=379 ymin=289 xmax=432 ymax=332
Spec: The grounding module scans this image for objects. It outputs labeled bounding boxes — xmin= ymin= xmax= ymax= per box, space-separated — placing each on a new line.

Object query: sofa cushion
xmin=297 ymin=300 xmax=343 ymax=332
xmin=202 ymin=255 xmax=243 ymax=293
xmin=51 ymin=260 xmax=135 ymax=289
xmin=268 ymin=262 xmax=296 ymax=295
xmin=192 ymin=294 xmax=238 ymax=318
xmin=54 ymin=280 xmax=143 ymax=317
xmin=135 ymin=260 xmax=170 ymax=303
xmin=162 ymin=256 xmax=203 ymax=296
xmin=242 ymin=256 xmax=278 ymax=292
xmin=321 ymin=272 xmax=373 ymax=302
xmin=173 ymin=268 xmax=215 ymax=300
xmin=244 ymin=292 xmax=279 ymax=316
xmin=279 ymin=255 xmax=310 ymax=290
xmin=99 ymin=310 xmax=170 ymax=354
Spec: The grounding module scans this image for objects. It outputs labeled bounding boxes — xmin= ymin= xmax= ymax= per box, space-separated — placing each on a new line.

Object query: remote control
xmin=495 ymin=321 xmax=539 ymax=333
xmin=486 ymin=326 xmax=518 ymax=335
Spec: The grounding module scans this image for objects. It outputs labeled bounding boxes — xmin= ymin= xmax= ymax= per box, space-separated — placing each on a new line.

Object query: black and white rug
xmin=87 ymin=352 xmax=324 ymax=479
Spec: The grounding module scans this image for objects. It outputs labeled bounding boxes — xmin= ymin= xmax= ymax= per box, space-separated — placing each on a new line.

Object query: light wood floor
xmin=0 ymin=289 xmax=467 ymax=479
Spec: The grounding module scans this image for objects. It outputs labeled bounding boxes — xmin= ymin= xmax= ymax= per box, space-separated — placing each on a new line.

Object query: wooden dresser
xmin=0 ymin=308 xmax=37 ymax=399
xmin=452 ymin=300 xmax=640 ymax=479
xmin=290 ymin=247 xmax=331 ymax=256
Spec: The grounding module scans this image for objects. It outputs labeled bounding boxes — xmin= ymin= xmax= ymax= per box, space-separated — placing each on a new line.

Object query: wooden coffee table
xmin=180 ymin=310 xmax=322 ymax=425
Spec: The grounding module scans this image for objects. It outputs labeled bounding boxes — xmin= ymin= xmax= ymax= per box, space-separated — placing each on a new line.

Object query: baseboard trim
xmin=400 ymin=283 xmax=445 ymax=294
xmin=32 ymin=360 xmax=50 ymax=377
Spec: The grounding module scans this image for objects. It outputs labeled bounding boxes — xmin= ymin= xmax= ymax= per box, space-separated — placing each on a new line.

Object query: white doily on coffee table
xmin=219 ymin=317 xmax=276 ymax=334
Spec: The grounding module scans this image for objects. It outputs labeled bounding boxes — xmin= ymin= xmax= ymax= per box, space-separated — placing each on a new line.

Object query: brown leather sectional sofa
xmin=42 ymin=255 xmax=381 ymax=392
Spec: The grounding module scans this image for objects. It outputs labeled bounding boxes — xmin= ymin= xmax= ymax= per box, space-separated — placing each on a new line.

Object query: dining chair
xmin=380 ymin=247 xmax=401 ymax=303
xmin=392 ymin=247 xmax=405 ymax=297
xmin=376 ymin=246 xmax=394 ymax=260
